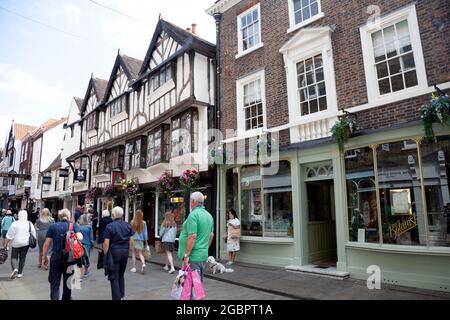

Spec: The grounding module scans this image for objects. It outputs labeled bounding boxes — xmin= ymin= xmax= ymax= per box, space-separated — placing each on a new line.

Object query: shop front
xmin=219 ymin=124 xmax=450 ymax=292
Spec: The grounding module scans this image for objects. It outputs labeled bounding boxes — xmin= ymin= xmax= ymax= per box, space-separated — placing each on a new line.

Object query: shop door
xmin=306 ymin=179 xmax=337 ymax=266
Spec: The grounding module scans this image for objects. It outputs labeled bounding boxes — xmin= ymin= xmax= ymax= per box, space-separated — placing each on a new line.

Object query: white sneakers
xmin=10 ymin=269 xmax=18 ymax=280
xmin=226 ymin=261 xmax=234 ymax=266
xmin=169 ymin=268 xmax=176 ymax=274
xmin=163 ymin=265 xmax=169 ymax=271
xmin=17 ymin=274 xmax=23 ymax=278
xmin=130 ymin=268 xmax=137 ymax=273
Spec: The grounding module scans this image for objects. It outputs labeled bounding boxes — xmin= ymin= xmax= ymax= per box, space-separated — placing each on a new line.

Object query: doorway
xmin=306 ymin=179 xmax=337 ymax=267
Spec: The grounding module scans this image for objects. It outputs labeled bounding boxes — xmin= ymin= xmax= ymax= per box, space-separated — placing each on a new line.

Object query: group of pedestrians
xmin=0 ymin=190 xmax=239 ymax=300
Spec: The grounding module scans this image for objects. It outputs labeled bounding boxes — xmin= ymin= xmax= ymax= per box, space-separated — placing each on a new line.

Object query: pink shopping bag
xmin=171 ymin=266 xmax=192 ymax=300
xmin=191 ymin=269 xmax=206 ymax=300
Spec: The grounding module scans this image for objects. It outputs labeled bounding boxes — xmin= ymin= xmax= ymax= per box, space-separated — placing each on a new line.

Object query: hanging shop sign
xmin=75 ymin=169 xmax=87 ymax=182
xmin=42 ymin=176 xmax=52 ymax=185
xmin=112 ymin=171 xmax=126 ymax=186
xmin=59 ymin=169 xmax=70 ymax=178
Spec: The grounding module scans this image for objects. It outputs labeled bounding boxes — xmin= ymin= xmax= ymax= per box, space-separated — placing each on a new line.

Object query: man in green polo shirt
xmin=178 ymin=191 xmax=214 ymax=282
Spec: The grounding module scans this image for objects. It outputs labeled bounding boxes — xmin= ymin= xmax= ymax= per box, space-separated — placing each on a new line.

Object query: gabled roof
xmin=74 ymin=97 xmax=84 ymax=112
xmin=102 ymin=53 xmax=143 ymax=104
xmin=80 ymin=76 xmax=108 ymax=114
xmin=13 ymin=123 xmax=37 ymax=141
xmin=138 ymin=19 xmax=215 ymax=78
xmin=43 ymin=153 xmax=61 ymax=172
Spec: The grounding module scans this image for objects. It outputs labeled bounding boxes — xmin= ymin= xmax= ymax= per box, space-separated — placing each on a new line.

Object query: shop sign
xmin=389 ymin=214 xmax=417 ymax=239
xmin=75 ymin=169 xmax=87 ymax=182
xmin=42 ymin=176 xmax=52 ymax=185
xmin=24 ymin=180 xmax=31 ymax=188
xmin=112 ymin=171 xmax=125 ymax=186
xmin=59 ymin=169 xmax=70 ymax=178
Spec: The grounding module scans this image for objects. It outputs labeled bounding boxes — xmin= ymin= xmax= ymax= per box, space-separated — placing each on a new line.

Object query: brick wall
xmin=219 ymin=0 xmax=450 ymax=146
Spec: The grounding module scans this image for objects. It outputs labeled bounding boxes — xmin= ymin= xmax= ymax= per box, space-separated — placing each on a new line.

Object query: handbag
xmin=143 ymin=245 xmax=151 ymax=259
xmin=229 ymin=226 xmax=241 ymax=239
xmin=97 ymin=251 xmax=104 ymax=269
xmin=0 ymin=247 xmax=8 ymax=264
xmin=155 ymin=240 xmax=165 ymax=254
xmin=28 ymin=222 xmax=37 ymax=248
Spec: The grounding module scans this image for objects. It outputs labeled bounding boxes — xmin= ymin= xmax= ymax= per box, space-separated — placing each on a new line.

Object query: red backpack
xmin=62 ymin=223 xmax=84 ymax=264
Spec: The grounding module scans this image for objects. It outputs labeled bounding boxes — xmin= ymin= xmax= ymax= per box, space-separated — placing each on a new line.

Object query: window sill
xmin=110 ymin=112 xmax=128 ymax=126
xmin=287 ymin=12 xmax=325 ymax=34
xmin=346 ymin=242 xmax=450 ymax=256
xmin=235 ymin=42 xmax=264 ymax=60
xmin=148 ymin=79 xmax=175 ymax=105
xmin=240 ymin=236 xmax=294 ymax=244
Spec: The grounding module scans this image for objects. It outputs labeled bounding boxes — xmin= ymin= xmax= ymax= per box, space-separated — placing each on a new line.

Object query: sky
xmin=0 ymin=0 xmax=217 ymax=146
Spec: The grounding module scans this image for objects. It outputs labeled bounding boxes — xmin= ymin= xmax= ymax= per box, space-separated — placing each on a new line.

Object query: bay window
xmin=125 ymin=138 xmax=147 ymax=170
xmin=150 ymin=64 xmax=173 ymax=92
xmin=226 ymin=161 xmax=294 ymax=239
xmin=345 ymin=135 xmax=450 ymax=248
xmin=171 ymin=109 xmax=199 ymax=158
xmin=147 ymin=125 xmax=170 ymax=166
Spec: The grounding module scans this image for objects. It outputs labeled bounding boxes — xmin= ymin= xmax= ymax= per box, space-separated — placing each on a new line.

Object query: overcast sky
xmin=0 ymin=0 xmax=216 ymax=146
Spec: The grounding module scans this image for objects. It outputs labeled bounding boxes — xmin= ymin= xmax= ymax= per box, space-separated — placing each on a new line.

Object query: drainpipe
xmin=213 ymin=12 xmax=222 ymax=259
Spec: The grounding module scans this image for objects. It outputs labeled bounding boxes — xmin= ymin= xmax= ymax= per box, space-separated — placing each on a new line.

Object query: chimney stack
xmin=191 ymin=23 xmax=197 ymax=35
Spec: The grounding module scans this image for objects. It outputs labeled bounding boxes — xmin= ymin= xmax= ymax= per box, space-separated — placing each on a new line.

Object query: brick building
xmin=208 ymin=0 xmax=450 ymax=292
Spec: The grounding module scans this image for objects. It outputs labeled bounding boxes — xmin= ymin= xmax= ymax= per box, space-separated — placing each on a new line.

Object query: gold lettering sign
xmin=389 ymin=214 xmax=418 ymax=239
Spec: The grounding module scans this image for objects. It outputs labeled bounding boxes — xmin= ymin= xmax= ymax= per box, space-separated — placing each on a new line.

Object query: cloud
xmin=0 ymin=63 xmax=68 ymax=104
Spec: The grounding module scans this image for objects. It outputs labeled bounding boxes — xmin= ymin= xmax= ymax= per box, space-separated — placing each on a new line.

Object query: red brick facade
xmin=218 ymin=0 xmax=450 ymax=144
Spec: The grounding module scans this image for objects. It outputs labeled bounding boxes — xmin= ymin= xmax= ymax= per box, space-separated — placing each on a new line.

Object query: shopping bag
xmin=171 ymin=266 xmax=192 ymax=300
xmin=143 ymin=245 xmax=151 ymax=260
xmin=155 ymin=240 xmax=164 ymax=254
xmin=0 ymin=248 xmax=8 ymax=264
xmin=191 ymin=269 xmax=206 ymax=300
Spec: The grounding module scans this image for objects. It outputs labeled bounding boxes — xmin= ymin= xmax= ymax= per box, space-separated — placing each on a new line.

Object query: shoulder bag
xmin=28 ymin=222 xmax=37 ymax=248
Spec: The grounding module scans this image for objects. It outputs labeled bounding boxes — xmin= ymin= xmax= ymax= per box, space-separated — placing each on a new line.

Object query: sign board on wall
xmin=59 ymin=169 xmax=70 ymax=178
xmin=112 ymin=171 xmax=125 ymax=186
xmin=75 ymin=169 xmax=87 ymax=182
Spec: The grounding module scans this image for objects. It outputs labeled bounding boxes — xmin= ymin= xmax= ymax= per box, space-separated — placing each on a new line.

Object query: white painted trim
xmin=206 ymin=0 xmax=242 ymax=15
xmin=360 ymin=4 xmax=428 ymax=105
xmin=240 ymin=236 xmax=294 ymax=244
xmin=287 ymin=0 xmax=324 ymax=33
xmin=235 ymin=42 xmax=264 ymax=60
xmin=110 ymin=111 xmax=128 ymax=126
xmin=237 ymin=3 xmax=262 ymax=57
xmin=148 ymin=79 xmax=175 ymax=106
xmin=346 ymin=242 xmax=450 ymax=256
xmin=236 ymin=69 xmax=267 ymax=138
xmin=87 ymin=129 xmax=97 ymax=138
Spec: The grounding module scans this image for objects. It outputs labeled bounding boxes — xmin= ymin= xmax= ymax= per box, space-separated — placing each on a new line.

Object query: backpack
xmin=61 ymin=223 xmax=84 ymax=265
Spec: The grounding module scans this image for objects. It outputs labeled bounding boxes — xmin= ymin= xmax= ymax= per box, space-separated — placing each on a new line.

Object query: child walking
xmin=159 ymin=211 xmax=177 ymax=274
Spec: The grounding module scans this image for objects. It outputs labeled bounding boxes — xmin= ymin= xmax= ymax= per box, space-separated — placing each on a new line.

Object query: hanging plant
xmin=86 ymin=187 xmax=103 ymax=203
xmin=420 ymin=93 xmax=450 ymax=142
xmin=157 ymin=171 xmax=176 ymax=200
xmin=331 ymin=117 xmax=360 ymax=152
xmin=178 ymin=169 xmax=200 ymax=193
xmin=121 ymin=178 xmax=139 ymax=197
xmin=102 ymin=184 xmax=123 ymax=198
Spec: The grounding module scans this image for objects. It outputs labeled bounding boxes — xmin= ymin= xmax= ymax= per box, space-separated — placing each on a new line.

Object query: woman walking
xmin=77 ymin=214 xmax=94 ymax=278
xmin=226 ymin=209 xmax=241 ymax=265
xmin=159 ymin=211 xmax=177 ymax=274
xmin=3 ymin=210 xmax=36 ymax=279
xmin=103 ymin=207 xmax=134 ymax=300
xmin=1 ymin=210 xmax=15 ymax=247
xmin=130 ymin=209 xmax=148 ymax=274
xmin=35 ymin=208 xmax=54 ymax=269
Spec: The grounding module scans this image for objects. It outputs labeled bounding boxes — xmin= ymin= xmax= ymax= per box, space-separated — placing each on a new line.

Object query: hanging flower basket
xmin=120 ymin=178 xmax=139 ymax=197
xmin=86 ymin=187 xmax=103 ymax=203
xmin=331 ymin=117 xmax=360 ymax=152
xmin=178 ymin=169 xmax=200 ymax=193
xmin=157 ymin=171 xmax=177 ymax=200
xmin=102 ymin=184 xmax=123 ymax=198
xmin=420 ymin=93 xmax=450 ymax=142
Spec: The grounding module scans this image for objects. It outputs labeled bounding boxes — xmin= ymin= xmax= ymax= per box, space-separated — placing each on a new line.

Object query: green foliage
xmin=331 ymin=117 xmax=360 ymax=152
xmin=420 ymin=93 xmax=450 ymax=142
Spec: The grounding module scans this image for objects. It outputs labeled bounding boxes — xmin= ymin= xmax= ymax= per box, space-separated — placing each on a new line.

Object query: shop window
xmin=377 ymin=140 xmax=426 ymax=246
xmin=226 ymin=168 xmax=239 ymax=214
xmin=157 ymin=198 xmax=185 ymax=239
xmin=345 ymin=147 xmax=379 ymax=243
xmin=237 ymin=161 xmax=294 ymax=238
xmin=420 ymin=136 xmax=450 ymax=247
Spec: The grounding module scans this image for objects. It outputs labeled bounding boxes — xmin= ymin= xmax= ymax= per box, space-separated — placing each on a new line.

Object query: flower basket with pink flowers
xmin=178 ymin=169 xmax=200 ymax=193
xmin=157 ymin=171 xmax=177 ymax=200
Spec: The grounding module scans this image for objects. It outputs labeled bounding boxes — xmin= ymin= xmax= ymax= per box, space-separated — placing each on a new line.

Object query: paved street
xmin=0 ymin=248 xmax=290 ymax=300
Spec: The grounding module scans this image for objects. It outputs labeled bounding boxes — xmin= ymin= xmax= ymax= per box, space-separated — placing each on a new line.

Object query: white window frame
xmin=236 ymin=69 xmax=267 ymax=138
xmin=360 ymin=4 xmax=427 ymax=106
xmin=280 ymin=27 xmax=338 ymax=140
xmin=287 ymin=0 xmax=325 ymax=34
xmin=236 ymin=3 xmax=263 ymax=59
